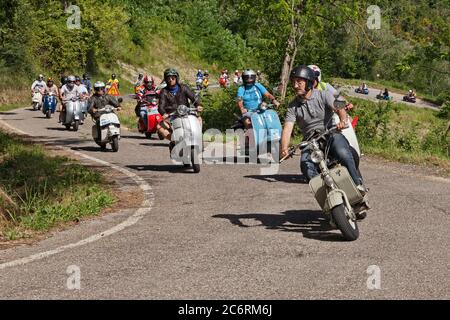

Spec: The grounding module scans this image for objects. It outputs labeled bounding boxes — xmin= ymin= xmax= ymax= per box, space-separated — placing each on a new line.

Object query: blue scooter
xmin=355 ymin=87 xmax=369 ymax=95
xmin=233 ymin=103 xmax=282 ymax=161
xmin=42 ymin=92 xmax=57 ymax=118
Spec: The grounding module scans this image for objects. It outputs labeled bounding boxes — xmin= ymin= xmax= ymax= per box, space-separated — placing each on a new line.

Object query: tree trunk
xmin=279 ymin=32 xmax=296 ymax=103
xmin=279 ymin=0 xmax=306 ymax=103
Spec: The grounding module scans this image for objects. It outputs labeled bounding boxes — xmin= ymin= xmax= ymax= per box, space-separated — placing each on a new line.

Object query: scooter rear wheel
xmin=145 ymin=132 xmax=152 ymax=139
xmin=331 ymin=204 xmax=359 ymax=241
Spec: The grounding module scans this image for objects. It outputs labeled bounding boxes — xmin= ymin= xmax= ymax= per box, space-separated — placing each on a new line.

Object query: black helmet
xmin=163 ymin=68 xmax=179 ymax=82
xmin=290 ymin=65 xmax=315 ymax=90
xmin=111 ymin=73 xmax=116 ymax=79
xmin=242 ymin=69 xmax=257 ymax=85
xmin=82 ymin=73 xmax=88 ymax=79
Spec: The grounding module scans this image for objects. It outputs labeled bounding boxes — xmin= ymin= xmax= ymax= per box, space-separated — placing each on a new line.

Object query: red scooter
xmin=136 ymin=90 xmax=163 ymax=139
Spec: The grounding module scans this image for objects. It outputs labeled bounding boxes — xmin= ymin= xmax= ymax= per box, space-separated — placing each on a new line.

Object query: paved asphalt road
xmin=0 ymin=105 xmax=448 ymax=299
xmin=345 ymin=85 xmax=440 ymax=110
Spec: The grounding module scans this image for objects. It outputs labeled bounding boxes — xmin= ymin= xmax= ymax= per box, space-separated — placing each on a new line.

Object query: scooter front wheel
xmin=73 ymin=120 xmax=79 ymax=131
xmin=46 ymin=109 xmax=51 ymax=118
xmin=112 ymin=136 xmax=119 ymax=152
xmin=331 ymin=204 xmax=359 ymax=241
xmin=191 ymin=146 xmax=200 ymax=173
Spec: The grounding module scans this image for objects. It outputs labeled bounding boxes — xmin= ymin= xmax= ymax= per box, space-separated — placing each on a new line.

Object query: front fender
xmin=324 ymin=189 xmax=344 ymax=212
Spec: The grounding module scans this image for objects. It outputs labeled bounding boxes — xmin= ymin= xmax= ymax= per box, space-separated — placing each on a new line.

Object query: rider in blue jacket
xmin=236 ymin=69 xmax=279 ymax=129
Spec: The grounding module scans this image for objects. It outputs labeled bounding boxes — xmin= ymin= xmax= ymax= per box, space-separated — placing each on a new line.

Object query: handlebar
xmin=279 ymin=126 xmax=340 ymax=163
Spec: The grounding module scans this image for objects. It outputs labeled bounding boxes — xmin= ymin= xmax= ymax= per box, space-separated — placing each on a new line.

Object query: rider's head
xmin=138 ymin=73 xmax=143 ymax=79
xmin=290 ymin=65 xmax=315 ymax=96
xmin=307 ymin=64 xmax=321 ymax=87
xmin=143 ymin=75 xmax=154 ymax=88
xmin=94 ymin=81 xmax=106 ymax=96
xmin=75 ymin=76 xmax=81 ymax=85
xmin=111 ymin=73 xmax=116 ymax=80
xmin=38 ymin=74 xmax=44 ymax=81
xmin=82 ymin=73 xmax=88 ymax=80
xmin=47 ymin=77 xmax=54 ymax=86
xmin=66 ymin=75 xmax=76 ymax=89
xmin=242 ymin=69 xmax=257 ymax=86
xmin=163 ymin=68 xmax=179 ymax=88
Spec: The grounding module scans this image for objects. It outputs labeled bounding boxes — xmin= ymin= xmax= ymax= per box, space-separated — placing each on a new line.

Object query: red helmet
xmin=143 ymin=75 xmax=154 ymax=84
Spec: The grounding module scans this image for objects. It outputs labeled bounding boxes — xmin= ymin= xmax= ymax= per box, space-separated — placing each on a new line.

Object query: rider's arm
xmin=158 ymin=91 xmax=167 ymax=116
xmin=107 ymin=95 xmax=120 ymax=107
xmin=281 ymin=105 xmax=297 ymax=157
xmin=281 ymin=122 xmax=294 ymax=158
xmin=236 ymin=87 xmax=246 ymax=113
xmin=185 ymin=85 xmax=201 ymax=107
xmin=237 ymin=99 xmax=246 ymax=114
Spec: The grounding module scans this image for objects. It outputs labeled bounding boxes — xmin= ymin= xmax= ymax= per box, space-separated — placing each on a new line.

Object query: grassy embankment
xmin=0 ymin=132 xmax=116 ymax=241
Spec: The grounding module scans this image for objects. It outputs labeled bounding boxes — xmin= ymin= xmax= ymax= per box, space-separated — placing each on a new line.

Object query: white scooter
xmin=32 ymin=88 xmax=43 ymax=110
xmin=169 ymin=104 xmax=203 ymax=173
xmin=92 ymin=102 xmax=121 ymax=152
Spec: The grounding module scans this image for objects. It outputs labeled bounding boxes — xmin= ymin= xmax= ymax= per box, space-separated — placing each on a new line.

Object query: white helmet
xmin=307 ymin=65 xmax=321 ymax=82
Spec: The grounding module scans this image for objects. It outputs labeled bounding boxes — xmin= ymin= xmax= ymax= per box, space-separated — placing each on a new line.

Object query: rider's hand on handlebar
xmin=196 ymin=105 xmax=203 ymax=112
xmin=163 ymin=113 xmax=169 ymax=119
xmin=272 ymin=99 xmax=280 ymax=108
xmin=280 ymin=148 xmax=289 ymax=159
xmin=336 ymin=121 xmax=348 ymax=131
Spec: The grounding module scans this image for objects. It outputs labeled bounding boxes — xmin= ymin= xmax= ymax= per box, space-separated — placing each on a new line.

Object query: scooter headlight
xmin=177 ymin=105 xmax=189 ymax=116
xmin=310 ymin=150 xmax=324 ymax=163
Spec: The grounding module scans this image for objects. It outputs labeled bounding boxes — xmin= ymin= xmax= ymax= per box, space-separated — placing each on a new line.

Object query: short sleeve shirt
xmin=236 ymin=83 xmax=268 ymax=111
xmin=285 ymin=89 xmax=336 ymax=137
xmin=60 ymin=84 xmax=80 ymax=101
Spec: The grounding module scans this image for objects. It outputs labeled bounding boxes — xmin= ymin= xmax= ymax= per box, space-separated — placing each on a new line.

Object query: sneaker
xmin=356 ymin=184 xmax=369 ymax=196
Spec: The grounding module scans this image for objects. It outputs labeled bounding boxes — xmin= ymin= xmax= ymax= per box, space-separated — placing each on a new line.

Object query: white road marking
xmin=0 ymin=118 xmax=154 ymax=270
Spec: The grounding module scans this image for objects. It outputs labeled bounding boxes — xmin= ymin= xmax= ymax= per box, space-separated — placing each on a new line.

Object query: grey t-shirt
xmin=285 ymin=89 xmax=336 ymax=137
xmin=60 ymin=84 xmax=80 ymax=101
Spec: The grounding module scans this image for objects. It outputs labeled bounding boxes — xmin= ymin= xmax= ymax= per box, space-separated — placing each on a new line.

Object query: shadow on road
xmin=213 ymin=209 xmax=345 ymax=242
xmin=120 ymin=135 xmax=147 ymax=140
xmin=46 ymin=127 xmax=70 ymax=131
xmin=71 ymin=146 xmax=109 ymax=152
xmin=126 ymin=164 xmax=195 ymax=173
xmin=0 ymin=112 xmax=17 ymax=115
xmin=139 ymin=142 xmax=170 ymax=147
xmin=244 ymin=174 xmax=308 ymax=184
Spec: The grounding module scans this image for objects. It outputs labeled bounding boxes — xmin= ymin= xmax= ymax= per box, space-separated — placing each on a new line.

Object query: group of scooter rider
xmin=31 ymin=64 xmax=369 ymax=200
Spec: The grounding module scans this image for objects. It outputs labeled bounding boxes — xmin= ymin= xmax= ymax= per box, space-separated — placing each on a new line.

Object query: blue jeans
xmin=140 ymin=110 xmax=148 ymax=128
xmin=300 ymin=133 xmax=363 ymax=185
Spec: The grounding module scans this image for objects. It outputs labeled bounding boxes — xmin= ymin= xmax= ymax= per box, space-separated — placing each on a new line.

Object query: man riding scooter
xmin=236 ymin=69 xmax=280 ymax=129
xmin=59 ymin=75 xmax=80 ymax=123
xmin=87 ymin=81 xmax=121 ymax=142
xmin=280 ymin=65 xmax=369 ymax=196
xmin=31 ymin=74 xmax=47 ymax=109
xmin=156 ymin=68 xmax=203 ymax=145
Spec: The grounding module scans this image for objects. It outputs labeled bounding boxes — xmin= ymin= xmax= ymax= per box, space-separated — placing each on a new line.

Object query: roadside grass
xmin=118 ymin=99 xmax=138 ymax=132
xmin=0 ymin=132 xmax=116 ymax=241
xmin=346 ymin=97 xmax=450 ymax=175
xmin=0 ymin=102 xmax=29 ymax=113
